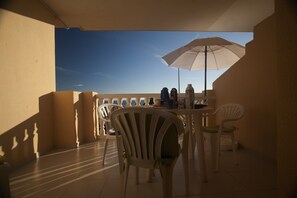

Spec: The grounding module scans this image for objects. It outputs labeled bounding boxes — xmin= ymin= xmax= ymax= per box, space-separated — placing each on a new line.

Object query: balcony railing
xmin=95 ymin=91 xmax=215 ymax=137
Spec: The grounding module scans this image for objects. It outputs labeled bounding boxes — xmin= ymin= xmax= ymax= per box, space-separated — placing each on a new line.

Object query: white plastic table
xmin=157 ymin=107 xmax=213 ymax=182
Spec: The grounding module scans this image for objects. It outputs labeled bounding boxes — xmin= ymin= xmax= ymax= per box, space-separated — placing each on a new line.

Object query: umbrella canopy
xmin=162 ymin=37 xmax=245 ymax=95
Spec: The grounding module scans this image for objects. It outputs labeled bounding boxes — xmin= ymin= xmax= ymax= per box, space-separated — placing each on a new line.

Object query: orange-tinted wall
xmin=53 ymin=91 xmax=97 ymax=148
xmin=0 ymin=9 xmax=98 ymax=168
xmin=0 ymin=9 xmax=55 ymax=168
xmin=213 ymin=15 xmax=277 ymax=160
xmin=275 ymin=0 xmax=297 ymax=197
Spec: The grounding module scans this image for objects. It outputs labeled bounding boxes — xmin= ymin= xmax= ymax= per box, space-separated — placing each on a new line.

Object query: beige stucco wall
xmin=53 ymin=91 xmax=97 ymax=148
xmin=0 ymin=9 xmax=55 ymax=168
xmin=82 ymin=92 xmax=98 ymax=142
xmin=275 ymin=0 xmax=297 ymax=197
xmin=213 ymin=15 xmax=277 ymax=160
xmin=53 ymin=92 xmax=77 ymax=148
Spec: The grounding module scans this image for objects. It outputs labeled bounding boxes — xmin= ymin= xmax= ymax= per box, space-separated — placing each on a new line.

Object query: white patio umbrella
xmin=162 ymin=37 xmax=245 ymax=96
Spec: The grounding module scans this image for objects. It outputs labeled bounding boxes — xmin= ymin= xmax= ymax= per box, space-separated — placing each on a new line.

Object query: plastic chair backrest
xmin=214 ymin=103 xmax=244 ymax=128
xmin=98 ymin=104 xmax=122 ymax=131
xmin=111 ymin=107 xmax=184 ymax=164
xmin=99 ymin=104 xmax=122 ymax=121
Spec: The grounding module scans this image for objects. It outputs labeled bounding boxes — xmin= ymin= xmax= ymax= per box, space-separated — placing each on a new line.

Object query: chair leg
xmin=160 ymin=161 xmax=176 ymax=198
xmin=188 ymin=130 xmax=196 ymax=160
xmin=121 ymin=160 xmax=130 ymax=198
xmin=147 ymin=168 xmax=154 ymax=182
xmin=210 ymin=133 xmax=220 ymax=172
xmin=230 ymin=133 xmax=237 ymax=165
xmin=186 ymin=115 xmax=195 ymax=160
xmin=116 ymin=136 xmax=124 ymax=174
xmin=102 ymin=138 xmax=109 ymax=165
xmin=182 ymin=133 xmax=190 ymax=194
xmin=191 ymin=131 xmax=196 ymax=158
xmin=136 ymin=167 xmax=139 ymax=184
xmin=216 ymin=134 xmax=221 ymax=171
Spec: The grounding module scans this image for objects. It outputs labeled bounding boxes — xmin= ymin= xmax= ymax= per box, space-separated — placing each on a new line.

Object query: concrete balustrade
xmin=95 ymin=91 xmax=215 ymax=137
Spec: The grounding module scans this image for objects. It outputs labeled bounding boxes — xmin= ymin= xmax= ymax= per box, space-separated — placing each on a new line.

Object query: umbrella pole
xmin=178 ymin=68 xmax=180 ymax=94
xmin=204 ymin=46 xmax=207 ymax=97
xmin=204 ymin=46 xmax=207 ymax=127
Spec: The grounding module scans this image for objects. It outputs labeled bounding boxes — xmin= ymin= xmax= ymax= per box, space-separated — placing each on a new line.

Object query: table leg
xmin=193 ymin=113 xmax=207 ymax=182
xmin=187 ymin=114 xmax=195 ymax=160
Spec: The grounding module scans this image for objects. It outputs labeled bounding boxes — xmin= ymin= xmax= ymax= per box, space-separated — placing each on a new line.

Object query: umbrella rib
xmin=161 ymin=37 xmax=245 ymax=95
xmin=209 ymin=45 xmax=243 ymax=69
xmin=191 ymin=50 xmax=201 ymax=70
xmin=222 ymin=44 xmax=245 ymax=58
xmin=208 ymin=46 xmax=219 ymax=70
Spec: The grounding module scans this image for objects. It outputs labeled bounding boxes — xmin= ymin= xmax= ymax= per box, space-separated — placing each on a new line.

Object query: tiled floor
xmin=9 ymin=139 xmax=276 ymax=198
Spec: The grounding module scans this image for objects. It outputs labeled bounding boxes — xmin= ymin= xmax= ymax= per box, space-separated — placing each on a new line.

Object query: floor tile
xmin=9 ymin=139 xmax=277 ymax=198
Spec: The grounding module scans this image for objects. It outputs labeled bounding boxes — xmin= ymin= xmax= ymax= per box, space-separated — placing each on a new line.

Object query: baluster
xmin=144 ymin=97 xmax=149 ymax=106
xmin=126 ymin=97 xmax=131 ymax=107
xmin=93 ymin=97 xmax=99 ymax=139
xmin=112 ymin=98 xmax=119 ymax=105
xmin=130 ymin=97 xmax=136 ymax=106
xmin=121 ymin=98 xmax=127 ymax=107
xmin=148 ymin=97 xmax=155 ymax=106
xmin=135 ymin=97 xmax=140 ymax=106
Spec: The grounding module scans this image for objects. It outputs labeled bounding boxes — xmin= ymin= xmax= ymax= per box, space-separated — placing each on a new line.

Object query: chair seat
xmin=203 ymin=103 xmax=244 ymax=172
xmin=108 ymin=129 xmax=116 ymax=135
xmin=99 ymin=103 xmax=123 ymax=167
xmin=111 ymin=107 xmax=188 ymax=198
xmin=203 ymin=125 xmax=237 ymax=133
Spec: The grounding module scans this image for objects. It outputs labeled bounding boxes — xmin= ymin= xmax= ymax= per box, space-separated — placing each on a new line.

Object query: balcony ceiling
xmin=1 ymin=0 xmax=274 ymax=31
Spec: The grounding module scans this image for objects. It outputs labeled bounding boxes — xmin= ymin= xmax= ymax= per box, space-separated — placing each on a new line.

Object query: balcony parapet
xmin=95 ymin=91 xmax=215 ymax=137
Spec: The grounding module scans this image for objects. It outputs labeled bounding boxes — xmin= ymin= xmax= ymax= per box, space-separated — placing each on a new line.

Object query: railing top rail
xmin=96 ymin=93 xmax=159 ymax=97
xmin=95 ymin=93 xmax=215 ymax=100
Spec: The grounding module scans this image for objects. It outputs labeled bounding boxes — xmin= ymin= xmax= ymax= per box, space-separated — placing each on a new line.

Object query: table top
xmin=153 ymin=106 xmax=214 ymax=113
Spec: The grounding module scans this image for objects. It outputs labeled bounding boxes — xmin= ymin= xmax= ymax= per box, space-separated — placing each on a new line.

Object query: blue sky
xmin=55 ymin=30 xmax=253 ymax=94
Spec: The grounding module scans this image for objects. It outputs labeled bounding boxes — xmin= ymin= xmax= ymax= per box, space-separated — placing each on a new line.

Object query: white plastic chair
xmin=203 ymin=103 xmax=244 ymax=171
xmin=98 ymin=104 xmax=123 ymax=166
xmin=111 ymin=107 xmax=188 ymax=198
